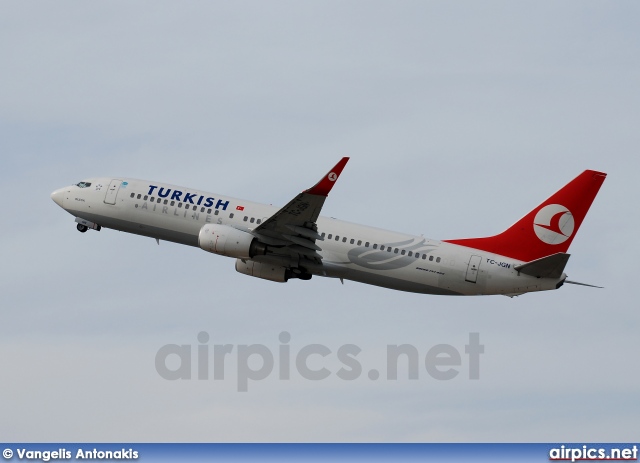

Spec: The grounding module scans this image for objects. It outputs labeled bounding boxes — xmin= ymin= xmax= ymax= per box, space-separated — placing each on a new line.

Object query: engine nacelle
xmin=235 ymin=259 xmax=289 ymax=283
xmin=198 ymin=224 xmax=266 ymax=259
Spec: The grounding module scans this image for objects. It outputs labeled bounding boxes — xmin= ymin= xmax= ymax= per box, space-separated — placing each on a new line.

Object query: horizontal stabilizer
xmin=564 ymin=280 xmax=603 ymax=289
xmin=514 ymin=252 xmax=570 ymax=279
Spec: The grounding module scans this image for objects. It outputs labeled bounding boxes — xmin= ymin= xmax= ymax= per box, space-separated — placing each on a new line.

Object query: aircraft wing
xmin=251 ymin=157 xmax=349 ymax=261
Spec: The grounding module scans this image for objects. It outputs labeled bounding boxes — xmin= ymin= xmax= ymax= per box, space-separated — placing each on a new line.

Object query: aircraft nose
xmin=51 ymin=188 xmax=65 ymax=208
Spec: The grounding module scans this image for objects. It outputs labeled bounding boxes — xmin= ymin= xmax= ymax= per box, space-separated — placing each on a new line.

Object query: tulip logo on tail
xmin=328 ymin=172 xmax=338 ymax=182
xmin=533 ymin=204 xmax=575 ymax=245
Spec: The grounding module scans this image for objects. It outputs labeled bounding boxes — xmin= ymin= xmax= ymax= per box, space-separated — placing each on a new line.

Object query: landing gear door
xmin=465 ymin=255 xmax=482 ymax=283
xmin=104 ymin=179 xmax=122 ymax=205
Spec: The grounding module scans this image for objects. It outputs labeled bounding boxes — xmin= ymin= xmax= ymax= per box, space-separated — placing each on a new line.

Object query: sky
xmin=1 ymin=1 xmax=639 ymax=442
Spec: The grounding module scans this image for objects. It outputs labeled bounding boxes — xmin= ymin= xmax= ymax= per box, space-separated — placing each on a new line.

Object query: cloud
xmin=1 ymin=0 xmax=638 ymax=442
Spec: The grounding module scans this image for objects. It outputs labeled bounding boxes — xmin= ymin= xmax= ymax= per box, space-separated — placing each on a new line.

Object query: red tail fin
xmin=444 ymin=170 xmax=607 ymax=262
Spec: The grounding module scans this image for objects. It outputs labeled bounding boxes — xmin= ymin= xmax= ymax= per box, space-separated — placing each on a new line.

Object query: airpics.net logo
xmin=155 ymin=332 xmax=484 ymax=392
xmin=533 ymin=204 xmax=575 ymax=245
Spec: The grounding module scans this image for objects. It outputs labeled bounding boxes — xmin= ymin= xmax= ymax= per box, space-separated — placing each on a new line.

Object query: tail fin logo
xmin=533 ymin=204 xmax=575 ymax=245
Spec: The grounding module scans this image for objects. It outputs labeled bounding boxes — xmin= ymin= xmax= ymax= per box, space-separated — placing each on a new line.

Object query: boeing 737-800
xmin=50 ymin=158 xmax=606 ymax=296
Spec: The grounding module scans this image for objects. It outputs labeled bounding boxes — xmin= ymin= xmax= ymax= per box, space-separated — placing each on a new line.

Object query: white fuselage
xmin=51 ymin=177 xmax=563 ymax=296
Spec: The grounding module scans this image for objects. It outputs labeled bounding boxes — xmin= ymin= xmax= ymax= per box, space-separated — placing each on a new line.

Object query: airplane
xmin=50 ymin=158 xmax=606 ymax=296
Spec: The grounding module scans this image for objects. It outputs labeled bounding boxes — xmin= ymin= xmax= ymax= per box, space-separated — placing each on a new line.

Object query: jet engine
xmin=235 ymin=259 xmax=290 ymax=283
xmin=198 ymin=224 xmax=267 ymax=259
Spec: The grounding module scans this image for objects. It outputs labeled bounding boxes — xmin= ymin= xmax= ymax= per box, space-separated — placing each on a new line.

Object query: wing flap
xmin=286 ymin=224 xmax=325 ymax=241
xmin=282 ymin=234 xmax=322 ymax=251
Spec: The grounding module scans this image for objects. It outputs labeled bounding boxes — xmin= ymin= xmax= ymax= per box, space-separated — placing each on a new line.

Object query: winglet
xmin=304 ymin=157 xmax=350 ymax=197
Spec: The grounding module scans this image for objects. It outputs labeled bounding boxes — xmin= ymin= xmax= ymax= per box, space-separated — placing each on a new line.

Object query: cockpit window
xmin=76 ymin=181 xmax=92 ymax=188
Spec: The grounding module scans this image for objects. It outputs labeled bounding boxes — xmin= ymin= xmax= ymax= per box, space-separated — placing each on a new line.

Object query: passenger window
xmin=215 ymin=210 xmax=219 ymax=215
xmin=150 ymin=197 xmax=154 ymax=203
xmin=137 ymin=194 xmax=141 ymax=199
xmin=343 ymin=237 xmax=347 ymax=243
xmin=429 ymin=255 xmax=433 ymax=261
xmin=388 ymin=248 xmax=392 ymax=252
xmin=321 ymin=233 xmax=326 ymax=238
xmin=380 ymin=245 xmax=385 ymax=251
xmin=357 ymin=240 xmax=362 ymax=246
xmin=335 ymin=236 xmax=340 ymax=241
xmin=250 ymin=218 xmax=255 ymax=223
xmin=207 ymin=209 xmax=212 ymax=214
xmin=256 ymin=219 xmax=261 ymax=224
xmin=130 ymin=193 xmax=134 ymax=198
xmin=201 ymin=207 xmax=205 ymax=212
xmin=350 ymin=239 xmax=355 ymax=244
xmin=164 ymin=200 xmax=168 ymax=205
xmin=401 ymin=250 xmax=406 ymax=255
xmin=408 ymin=251 xmax=412 ymax=256
xmin=144 ymin=195 xmax=148 ymax=200
xmin=394 ymin=248 xmax=399 ymax=254
xmin=373 ymin=244 xmax=377 ymax=249
xmin=243 ymin=216 xmax=248 ymax=222
xmin=170 ymin=201 xmax=175 ymax=206
xmin=193 ymin=205 xmax=197 ymax=210
xmin=436 ymin=257 xmax=441 ymax=263
xmin=328 ymin=234 xmax=333 ymax=239
xmin=230 ymin=213 xmax=234 ymax=218
xmin=365 ymin=242 xmax=370 ymax=247
xmin=415 ymin=253 xmax=420 ymax=258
